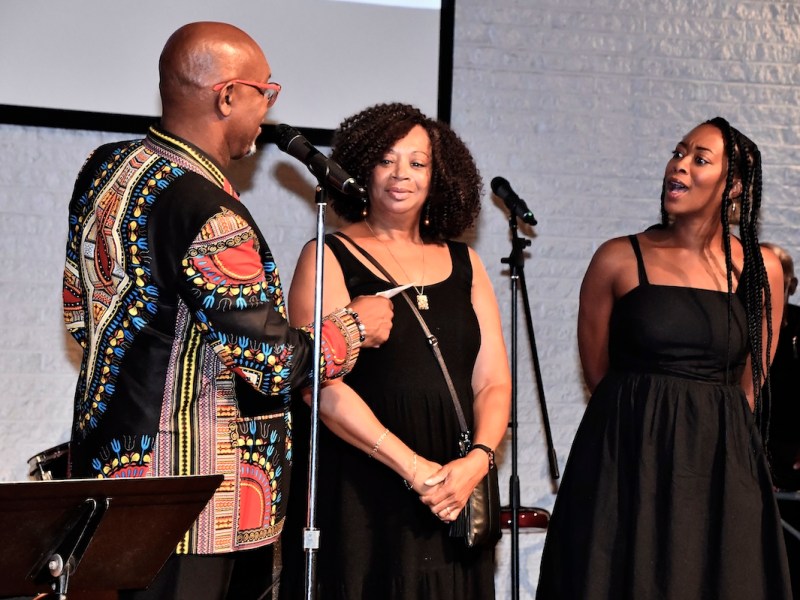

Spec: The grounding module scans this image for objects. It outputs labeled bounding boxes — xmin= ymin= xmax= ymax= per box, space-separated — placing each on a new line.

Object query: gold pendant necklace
xmin=364 ymin=221 xmax=429 ymax=310
xmin=416 ymin=291 xmax=429 ymax=311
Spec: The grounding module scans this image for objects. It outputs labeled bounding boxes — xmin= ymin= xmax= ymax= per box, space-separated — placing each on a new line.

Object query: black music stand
xmin=0 ymin=475 xmax=223 ymax=599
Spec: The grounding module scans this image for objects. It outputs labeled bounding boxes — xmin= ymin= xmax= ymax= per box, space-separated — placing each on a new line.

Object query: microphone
xmin=276 ymin=124 xmax=366 ymax=198
xmin=490 ymin=176 xmax=537 ymax=226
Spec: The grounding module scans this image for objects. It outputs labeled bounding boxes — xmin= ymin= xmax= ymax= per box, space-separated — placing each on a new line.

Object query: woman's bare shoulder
xmin=588 ymin=235 xmax=636 ymax=269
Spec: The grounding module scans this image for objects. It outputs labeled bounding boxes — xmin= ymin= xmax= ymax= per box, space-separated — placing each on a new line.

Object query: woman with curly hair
xmin=536 ymin=118 xmax=792 ymax=599
xmin=279 ymin=103 xmax=510 ymax=599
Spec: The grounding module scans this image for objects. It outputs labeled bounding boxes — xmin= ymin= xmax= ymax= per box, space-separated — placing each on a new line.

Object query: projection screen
xmin=0 ymin=0 xmax=453 ymax=142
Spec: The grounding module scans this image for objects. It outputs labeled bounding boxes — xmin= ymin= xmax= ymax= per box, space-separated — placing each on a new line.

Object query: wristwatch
xmin=471 ymin=443 xmax=495 ymax=468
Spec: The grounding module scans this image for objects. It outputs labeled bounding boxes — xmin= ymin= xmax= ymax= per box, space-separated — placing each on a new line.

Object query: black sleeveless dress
xmin=279 ymin=235 xmax=496 ymax=600
xmin=536 ymin=235 xmax=792 ymax=599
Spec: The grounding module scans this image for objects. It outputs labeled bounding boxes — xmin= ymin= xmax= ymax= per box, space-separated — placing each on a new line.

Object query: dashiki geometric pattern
xmin=183 ymin=207 xmax=293 ymax=395
xmin=64 ymin=141 xmax=178 ymax=438
xmin=153 ymin=301 xmax=291 ymax=553
xmin=63 ymin=126 xmax=349 ymax=554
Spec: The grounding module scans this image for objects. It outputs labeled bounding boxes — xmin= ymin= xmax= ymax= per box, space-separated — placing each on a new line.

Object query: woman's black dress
xmin=280 ymin=235 xmax=496 ymax=600
xmin=536 ymin=235 xmax=792 ymax=599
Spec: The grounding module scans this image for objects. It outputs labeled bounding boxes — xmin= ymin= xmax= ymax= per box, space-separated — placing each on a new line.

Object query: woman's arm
xmin=288 ymin=240 xmax=440 ymax=492
xmin=420 ymin=249 xmax=512 ymax=521
xmin=577 ymin=239 xmax=624 ymax=392
xmin=306 ymin=382 xmax=440 ymax=492
xmin=469 ymin=248 xmax=513 ymax=452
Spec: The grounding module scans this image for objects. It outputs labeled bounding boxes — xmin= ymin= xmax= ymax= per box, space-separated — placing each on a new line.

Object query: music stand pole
xmin=31 ymin=497 xmax=108 ymax=599
xmin=501 ymin=215 xmax=559 ymax=600
xmin=303 ymin=185 xmax=327 ymax=600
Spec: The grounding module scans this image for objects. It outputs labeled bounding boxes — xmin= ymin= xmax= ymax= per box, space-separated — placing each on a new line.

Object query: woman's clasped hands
xmin=415 ymin=450 xmax=489 ymax=523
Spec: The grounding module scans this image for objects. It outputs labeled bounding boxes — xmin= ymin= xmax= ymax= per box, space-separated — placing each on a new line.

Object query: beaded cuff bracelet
xmin=322 ymin=307 xmax=363 ymax=378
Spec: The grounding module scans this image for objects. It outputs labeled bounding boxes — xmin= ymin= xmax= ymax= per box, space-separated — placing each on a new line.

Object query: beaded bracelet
xmin=369 ymin=427 xmax=390 ymax=459
xmin=343 ymin=308 xmax=367 ymax=342
xmin=403 ymin=452 xmax=418 ymax=490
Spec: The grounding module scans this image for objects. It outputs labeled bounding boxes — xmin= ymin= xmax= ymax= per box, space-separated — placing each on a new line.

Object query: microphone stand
xmin=500 ymin=214 xmax=559 ymax=600
xmin=303 ymin=184 xmax=327 ymax=600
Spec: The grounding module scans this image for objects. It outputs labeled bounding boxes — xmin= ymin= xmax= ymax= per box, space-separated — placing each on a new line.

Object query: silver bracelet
xmin=369 ymin=427 xmax=390 ymax=459
xmin=403 ymin=452 xmax=418 ymax=490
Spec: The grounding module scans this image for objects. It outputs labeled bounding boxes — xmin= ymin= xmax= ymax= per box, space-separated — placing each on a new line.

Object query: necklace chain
xmin=364 ymin=221 xmax=429 ymax=310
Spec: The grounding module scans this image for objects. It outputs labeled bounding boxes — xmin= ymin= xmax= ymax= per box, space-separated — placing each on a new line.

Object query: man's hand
xmin=347 ymin=295 xmax=393 ymax=347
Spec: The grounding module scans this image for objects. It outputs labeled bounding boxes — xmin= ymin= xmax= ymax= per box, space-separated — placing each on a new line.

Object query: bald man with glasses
xmin=62 ymin=21 xmax=392 ymax=599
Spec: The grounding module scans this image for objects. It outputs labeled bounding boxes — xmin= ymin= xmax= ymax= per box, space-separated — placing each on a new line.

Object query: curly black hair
xmin=327 ymin=103 xmax=482 ymax=241
xmin=659 ymin=117 xmax=772 ymax=434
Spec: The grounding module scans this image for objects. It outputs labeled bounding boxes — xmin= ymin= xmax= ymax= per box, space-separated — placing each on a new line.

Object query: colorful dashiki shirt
xmin=63 ymin=126 xmax=347 ymax=554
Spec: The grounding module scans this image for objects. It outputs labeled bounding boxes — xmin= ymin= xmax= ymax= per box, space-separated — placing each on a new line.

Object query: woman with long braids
xmin=536 ymin=118 xmax=792 ymax=599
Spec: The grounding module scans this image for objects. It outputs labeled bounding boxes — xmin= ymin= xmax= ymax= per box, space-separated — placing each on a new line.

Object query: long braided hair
xmin=659 ymin=117 xmax=773 ymax=433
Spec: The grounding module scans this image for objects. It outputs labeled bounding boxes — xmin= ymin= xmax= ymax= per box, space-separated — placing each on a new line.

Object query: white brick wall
xmin=453 ymin=1 xmax=800 ymax=596
xmin=2 ymin=1 xmax=800 ymax=597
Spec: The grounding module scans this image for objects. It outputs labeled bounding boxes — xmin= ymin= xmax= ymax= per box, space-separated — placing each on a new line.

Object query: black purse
xmin=332 ymin=233 xmax=501 ymax=548
xmin=449 ymin=438 xmax=501 ymax=548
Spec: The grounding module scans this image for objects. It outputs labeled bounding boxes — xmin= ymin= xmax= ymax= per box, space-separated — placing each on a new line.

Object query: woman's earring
xmin=423 ymin=202 xmax=431 ymax=227
xmin=731 ymin=202 xmax=737 ymax=215
xmin=361 ymin=198 xmax=368 ymax=218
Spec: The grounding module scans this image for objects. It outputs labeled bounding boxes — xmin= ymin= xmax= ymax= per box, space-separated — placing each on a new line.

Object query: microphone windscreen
xmin=490 ymin=176 xmax=510 ymax=196
xmin=276 ymin=124 xmax=301 ymax=152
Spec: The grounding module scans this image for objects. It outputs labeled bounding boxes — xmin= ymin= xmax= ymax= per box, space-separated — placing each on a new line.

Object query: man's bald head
xmin=157 ymin=22 xmax=273 ymax=165
xmin=159 ymin=22 xmax=267 ymax=109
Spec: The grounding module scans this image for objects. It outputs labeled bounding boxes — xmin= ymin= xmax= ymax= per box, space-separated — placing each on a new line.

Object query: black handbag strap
xmin=331 ymin=232 xmax=470 ymax=438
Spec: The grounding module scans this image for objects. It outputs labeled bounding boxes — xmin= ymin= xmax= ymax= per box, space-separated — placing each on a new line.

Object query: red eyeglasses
xmin=212 ymin=79 xmax=282 ymax=107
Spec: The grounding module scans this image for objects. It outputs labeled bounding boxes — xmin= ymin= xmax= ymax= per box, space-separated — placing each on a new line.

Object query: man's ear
xmin=216 ymin=84 xmax=233 ymax=117
xmin=789 ymin=275 xmax=798 ymax=297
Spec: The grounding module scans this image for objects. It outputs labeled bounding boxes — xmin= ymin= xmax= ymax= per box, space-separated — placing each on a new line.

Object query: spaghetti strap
xmin=628 ymin=234 xmax=649 ymax=286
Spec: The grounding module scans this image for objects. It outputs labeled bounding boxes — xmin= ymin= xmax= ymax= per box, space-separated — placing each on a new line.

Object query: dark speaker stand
xmin=500 ymin=214 xmax=559 ymax=600
xmin=0 ymin=475 xmax=222 ymax=599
